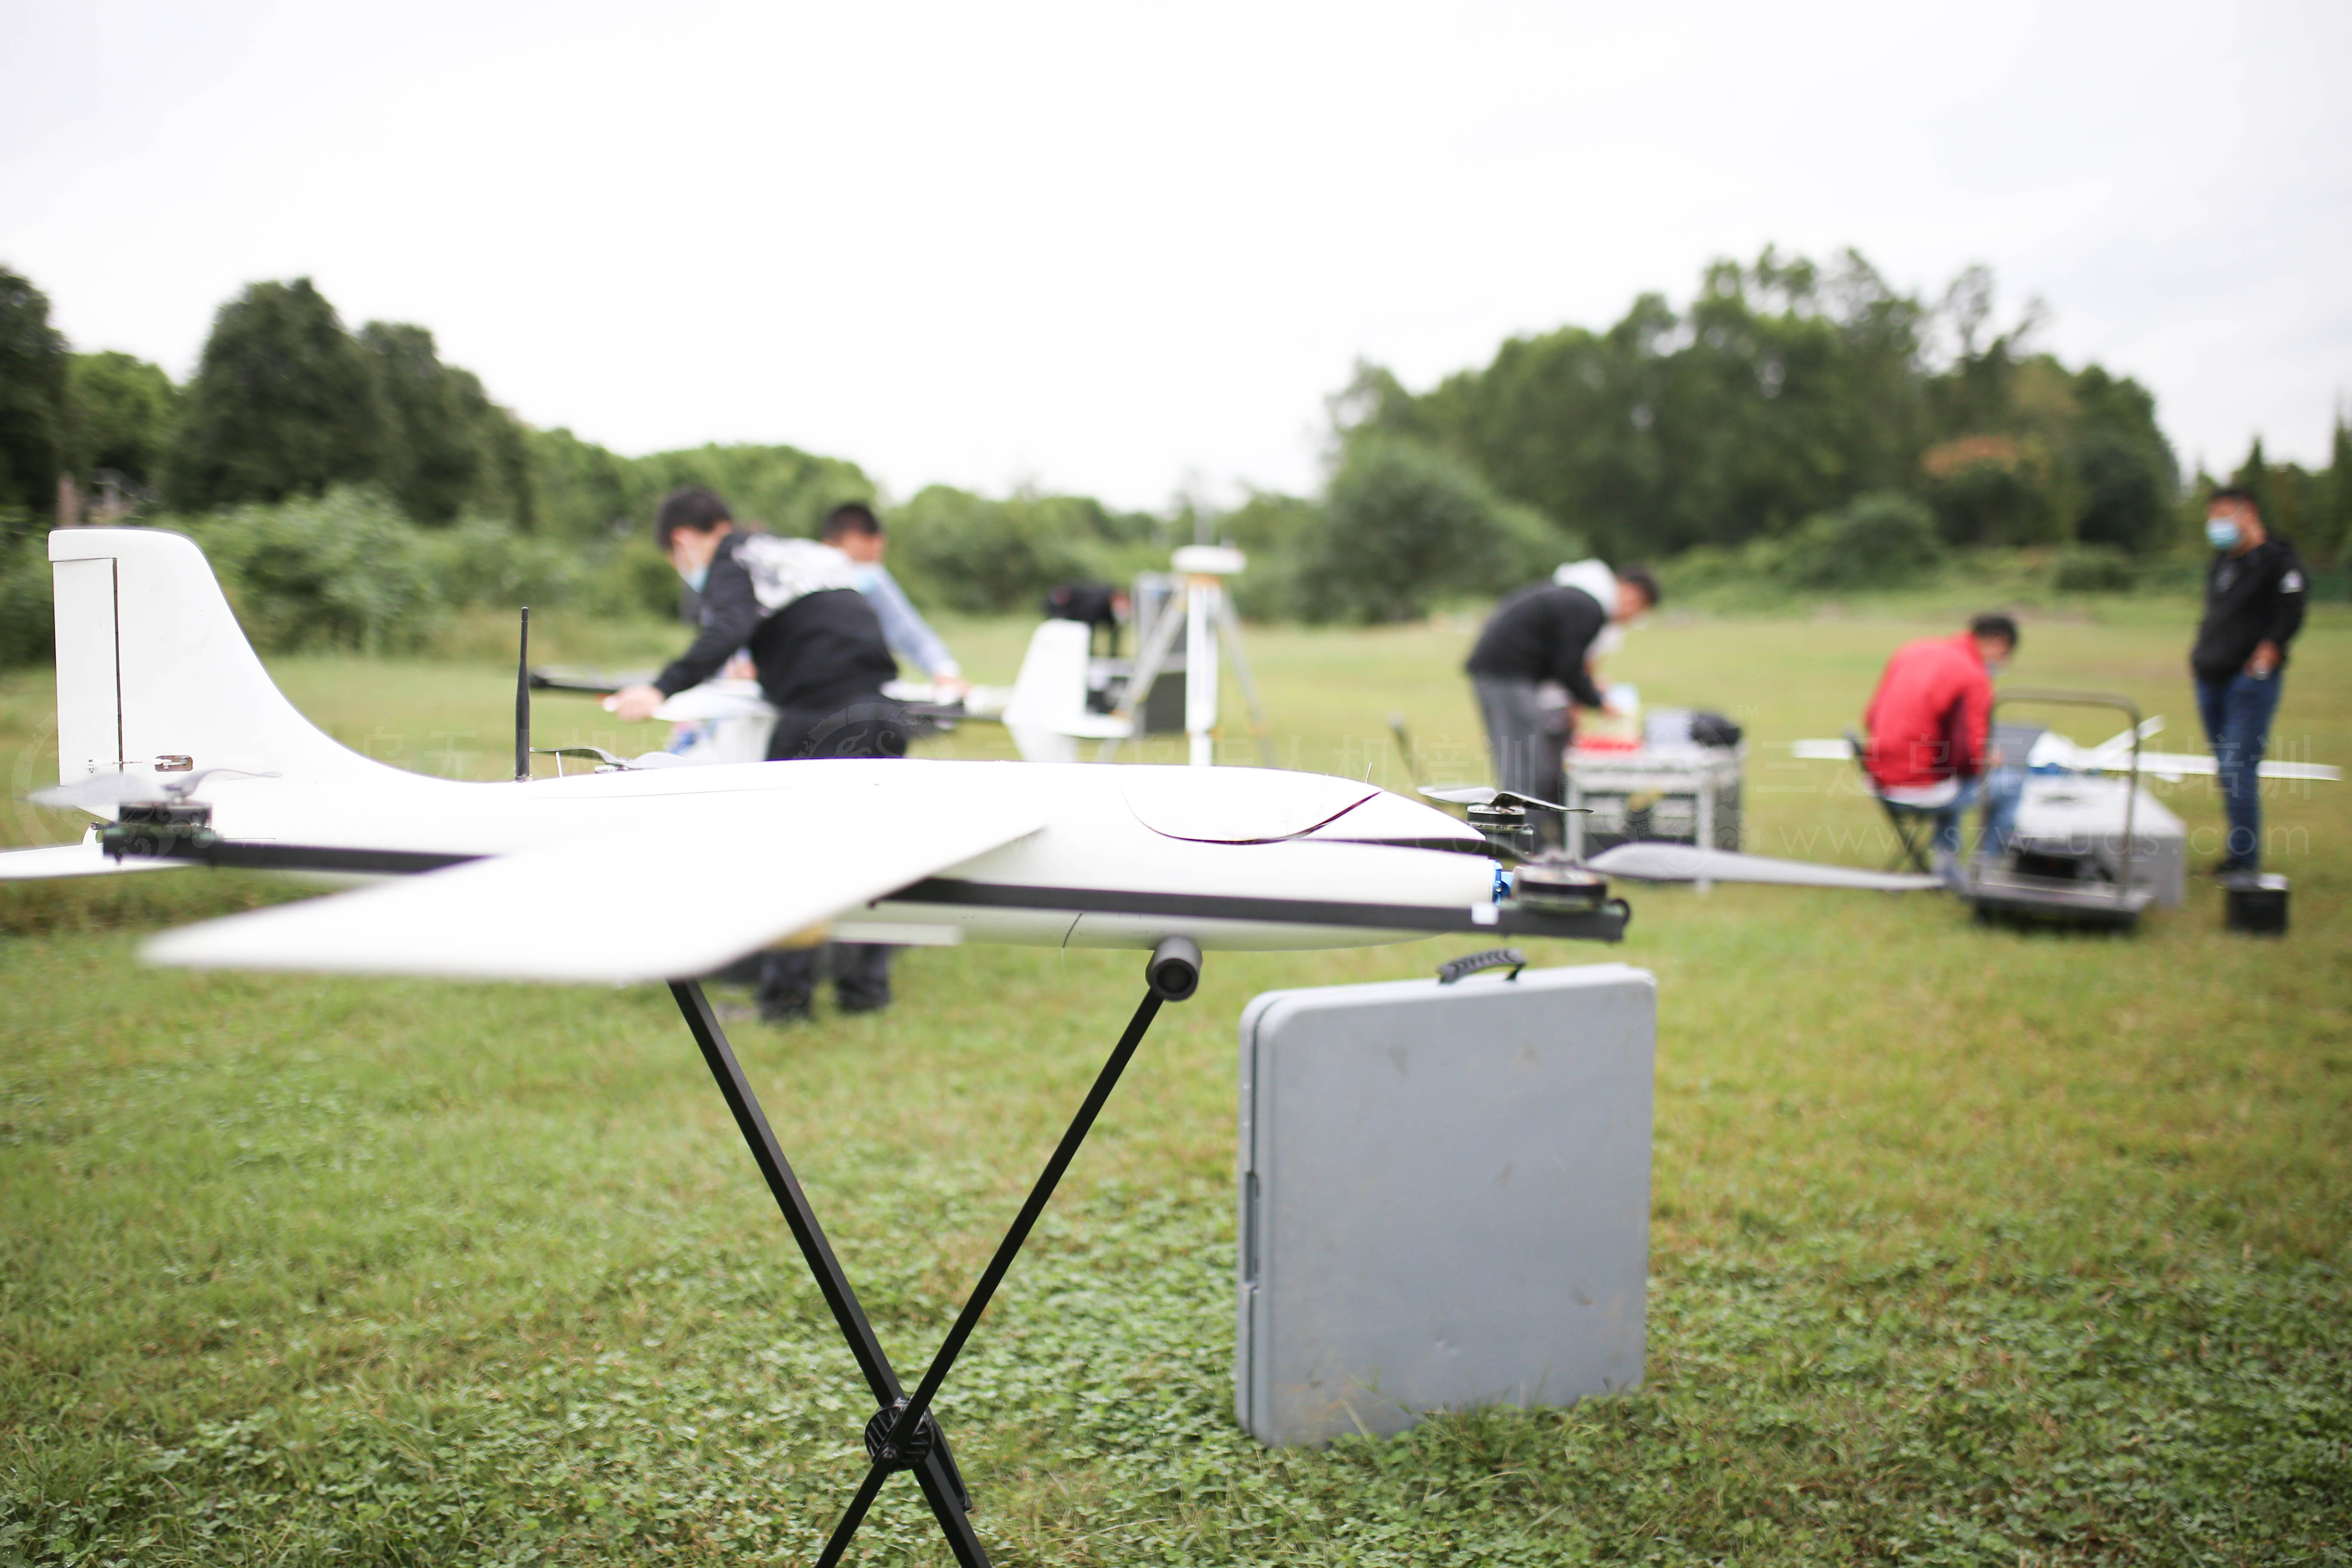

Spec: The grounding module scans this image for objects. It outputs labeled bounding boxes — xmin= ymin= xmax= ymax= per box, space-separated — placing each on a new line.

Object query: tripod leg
xmin=1212 ymin=591 xmax=1277 ymax=767
xmin=670 ymin=982 xmax=990 ymax=1567
xmin=1186 ymin=580 xmax=1217 ymax=767
xmin=1100 ymin=584 xmax=1188 ymax=763
xmin=891 ymin=988 xmax=1164 ymax=1432
xmin=841 ymin=939 xmax=1202 ymax=1546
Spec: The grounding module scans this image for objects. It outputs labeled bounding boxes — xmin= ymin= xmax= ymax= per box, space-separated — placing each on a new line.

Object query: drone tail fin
xmin=49 ymin=528 xmax=391 ymax=793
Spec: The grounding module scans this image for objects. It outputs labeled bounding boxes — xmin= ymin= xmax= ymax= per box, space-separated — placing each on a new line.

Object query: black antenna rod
xmin=514 ymin=606 xmax=531 ymax=782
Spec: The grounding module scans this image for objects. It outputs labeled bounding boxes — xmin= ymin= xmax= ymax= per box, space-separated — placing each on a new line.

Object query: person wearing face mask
xmin=2189 ymin=487 xmax=2307 ymax=878
xmin=1862 ymin=613 xmax=2023 ymax=887
xmin=606 ymin=485 xmax=909 ymax=1021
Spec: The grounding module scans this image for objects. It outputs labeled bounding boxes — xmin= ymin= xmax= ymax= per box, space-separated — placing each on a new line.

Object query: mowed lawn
xmin=2 ymin=597 xmax=2347 ymax=1566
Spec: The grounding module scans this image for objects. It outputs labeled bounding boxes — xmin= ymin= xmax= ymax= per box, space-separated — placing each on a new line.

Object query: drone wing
xmin=145 ymin=798 xmax=1046 ymax=983
xmin=0 ymin=839 xmax=191 ymax=880
xmin=1586 ymin=842 xmax=1943 ymax=892
xmin=2098 ymin=750 xmax=2338 ymax=783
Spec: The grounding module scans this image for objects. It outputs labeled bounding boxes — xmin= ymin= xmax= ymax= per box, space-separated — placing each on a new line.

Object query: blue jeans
xmin=1932 ymin=768 xmax=2023 ymax=856
xmin=2196 ymin=669 xmax=2284 ymax=870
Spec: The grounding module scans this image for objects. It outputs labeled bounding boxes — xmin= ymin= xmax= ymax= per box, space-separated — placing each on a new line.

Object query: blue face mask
xmin=681 ymin=563 xmax=709 ymax=593
xmin=2206 ymin=518 xmax=2241 ymax=551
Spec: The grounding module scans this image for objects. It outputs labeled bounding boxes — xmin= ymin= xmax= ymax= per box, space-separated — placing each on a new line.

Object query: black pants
xmin=1470 ymin=676 xmax=1572 ymax=848
xmin=760 ymin=943 xmax=894 ymax=1017
xmin=757 ymin=696 xmax=910 ymax=1017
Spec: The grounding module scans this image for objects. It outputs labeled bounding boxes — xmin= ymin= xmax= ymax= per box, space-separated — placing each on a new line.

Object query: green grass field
xmin=3 ymin=597 xmax=2348 ymax=1566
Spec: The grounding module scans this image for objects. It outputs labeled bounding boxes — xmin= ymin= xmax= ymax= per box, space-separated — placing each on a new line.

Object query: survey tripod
xmin=1102 ymin=545 xmax=1276 ymax=768
xmin=669 ymin=935 xmax=1204 ymax=1566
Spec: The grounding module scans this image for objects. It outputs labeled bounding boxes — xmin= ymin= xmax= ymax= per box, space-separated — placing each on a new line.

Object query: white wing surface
xmin=0 ymin=839 xmax=191 ymax=881
xmin=1792 ymin=734 xmax=2337 ymax=782
xmin=145 ymin=799 xmax=1046 ymax=983
xmin=1586 ymin=842 xmax=1943 ymax=892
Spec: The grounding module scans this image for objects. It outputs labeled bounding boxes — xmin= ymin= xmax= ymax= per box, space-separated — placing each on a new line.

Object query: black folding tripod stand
xmin=669 ymin=936 xmax=1204 ymax=1567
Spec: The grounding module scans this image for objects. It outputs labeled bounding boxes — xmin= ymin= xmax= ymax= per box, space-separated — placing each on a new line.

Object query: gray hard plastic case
xmin=1236 ymin=961 xmax=1656 ymax=1446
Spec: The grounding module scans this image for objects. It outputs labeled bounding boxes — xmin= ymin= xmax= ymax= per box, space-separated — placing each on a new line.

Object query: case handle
xmin=1436 ymin=947 xmax=1526 ymax=985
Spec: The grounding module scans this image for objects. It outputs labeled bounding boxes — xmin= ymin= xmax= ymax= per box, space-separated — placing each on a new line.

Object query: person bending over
xmin=1464 ymin=564 xmax=1660 ymax=847
xmin=1862 ymin=613 xmax=2022 ymax=885
xmin=2190 ymin=487 xmax=2306 ymax=877
xmin=607 ymin=486 xmax=908 ymax=1020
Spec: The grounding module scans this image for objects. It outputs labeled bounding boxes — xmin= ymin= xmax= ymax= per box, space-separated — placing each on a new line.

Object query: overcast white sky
xmin=5 ymin=0 xmax=2347 ymax=513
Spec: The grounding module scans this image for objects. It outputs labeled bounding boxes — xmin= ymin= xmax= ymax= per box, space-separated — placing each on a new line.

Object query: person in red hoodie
xmin=1863 ymin=613 xmax=2022 ymax=885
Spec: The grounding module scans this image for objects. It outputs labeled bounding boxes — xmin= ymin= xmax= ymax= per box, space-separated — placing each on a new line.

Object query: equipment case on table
xmin=1236 ymin=962 xmax=1656 ymax=1447
xmin=1564 ymin=744 xmax=1744 ymax=858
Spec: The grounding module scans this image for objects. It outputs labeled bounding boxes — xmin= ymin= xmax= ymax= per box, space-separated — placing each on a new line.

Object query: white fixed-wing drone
xmin=7 ymin=528 xmax=1945 ymax=974
xmin=1790 ymin=727 xmax=2341 ymax=785
xmin=5 ymin=527 xmax=1943 ymax=1568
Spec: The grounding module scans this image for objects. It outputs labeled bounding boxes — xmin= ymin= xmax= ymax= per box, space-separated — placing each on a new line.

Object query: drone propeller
xmin=30 ymin=767 xmax=281 ymax=812
xmin=1415 ymin=784 xmax=1942 ymax=891
xmin=527 ymin=746 xmax=697 ymax=775
xmin=1417 ymin=784 xmax=1588 ymax=814
xmin=1583 ymin=841 xmax=1943 ymax=892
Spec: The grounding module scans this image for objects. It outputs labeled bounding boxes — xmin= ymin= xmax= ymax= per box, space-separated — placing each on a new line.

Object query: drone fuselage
xmin=150 ymin=756 xmax=1504 ymax=953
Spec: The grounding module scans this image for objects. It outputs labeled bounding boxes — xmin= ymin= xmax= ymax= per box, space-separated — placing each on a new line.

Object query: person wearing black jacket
xmin=2190 ymin=487 xmax=2307 ymax=876
xmin=609 ymin=488 xmax=908 ymax=760
xmin=1463 ymin=565 xmax=1659 ymax=845
xmin=607 ymin=487 xmax=910 ymax=1019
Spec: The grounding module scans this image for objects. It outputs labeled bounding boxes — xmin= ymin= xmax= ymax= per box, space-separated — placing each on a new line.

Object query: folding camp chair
xmin=1845 ymin=729 xmax=1949 ymax=876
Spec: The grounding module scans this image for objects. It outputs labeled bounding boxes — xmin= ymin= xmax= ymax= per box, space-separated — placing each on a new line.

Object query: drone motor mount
xmin=1467 ymin=800 xmax=1537 ymax=857
xmin=101 ymin=799 xmax=218 ymax=863
xmin=1511 ymin=857 xmax=1612 ymax=912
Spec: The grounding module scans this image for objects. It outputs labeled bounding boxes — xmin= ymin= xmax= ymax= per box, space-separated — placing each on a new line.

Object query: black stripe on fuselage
xmin=883 ymin=878 xmax=1627 ymax=942
xmin=112 ymin=839 xmax=1626 ymax=941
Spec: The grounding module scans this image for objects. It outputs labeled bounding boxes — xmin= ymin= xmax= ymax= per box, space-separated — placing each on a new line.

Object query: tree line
xmin=2 ymin=250 xmax=2346 ymax=655
xmin=1310 ymin=249 xmax=2349 ymax=608
xmin=0 ymin=265 xmax=1190 ymax=657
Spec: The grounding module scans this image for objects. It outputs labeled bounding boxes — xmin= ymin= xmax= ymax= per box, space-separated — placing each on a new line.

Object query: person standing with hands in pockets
xmin=2190 ymin=486 xmax=2306 ymax=879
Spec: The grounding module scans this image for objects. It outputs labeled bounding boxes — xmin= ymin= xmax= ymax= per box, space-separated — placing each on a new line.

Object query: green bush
xmin=1295 ymin=440 xmax=1580 ymax=624
xmin=1774 ymin=491 xmax=1944 ymax=591
xmin=0 ymin=530 xmax=52 ymax=666
xmin=182 ymin=487 xmax=441 ymax=653
xmin=422 ymin=517 xmax=582 ymax=611
xmin=888 ymin=487 xmax=1100 ymax=614
xmin=1654 ymin=542 xmax=1751 ymax=599
xmin=2050 ymin=544 xmax=2136 ymax=593
xmin=579 ymin=533 xmax=688 ymax=622
xmin=0 ymin=494 xmax=676 ymax=666
xmin=1217 ymin=491 xmax=1317 ymax=620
